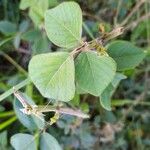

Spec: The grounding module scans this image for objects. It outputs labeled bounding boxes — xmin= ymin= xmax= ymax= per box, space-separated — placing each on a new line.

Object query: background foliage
xmin=0 ymin=0 xmax=150 ymax=150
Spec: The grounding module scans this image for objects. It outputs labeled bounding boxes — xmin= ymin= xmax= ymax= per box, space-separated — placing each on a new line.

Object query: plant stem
xmin=0 ymin=111 xmax=15 ymax=118
xmin=83 ymin=22 xmax=95 ymax=40
xmin=112 ymin=99 xmax=150 ymax=106
xmin=120 ymin=0 xmax=146 ymax=26
xmin=0 ymin=37 xmax=14 ymax=47
xmin=0 ymin=78 xmax=31 ymax=102
xmin=0 ymin=51 xmax=28 ymax=75
xmin=0 ymin=116 xmax=17 ymax=130
xmin=126 ymin=12 xmax=150 ymax=29
xmin=114 ymin=0 xmax=123 ymax=26
xmin=145 ymin=1 xmax=150 ymax=46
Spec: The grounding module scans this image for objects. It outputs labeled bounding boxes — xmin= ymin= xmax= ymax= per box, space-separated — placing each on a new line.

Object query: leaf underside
xmin=40 ymin=132 xmax=62 ymax=150
xmin=45 ymin=2 xmax=83 ymax=48
xmin=107 ymin=40 xmax=146 ymax=71
xmin=100 ymin=73 xmax=126 ymax=111
xmin=11 ymin=133 xmax=36 ymax=150
xmin=75 ymin=51 xmax=116 ymax=96
xmin=29 ymin=52 xmax=75 ymax=101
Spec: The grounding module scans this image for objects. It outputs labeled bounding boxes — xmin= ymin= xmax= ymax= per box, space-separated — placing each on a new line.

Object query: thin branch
xmin=0 ymin=51 xmax=28 ymax=75
xmin=39 ymin=106 xmax=90 ymax=119
xmin=114 ymin=0 xmax=123 ymax=26
xmin=16 ymin=47 xmax=30 ymax=55
xmin=82 ymin=11 xmax=102 ymax=22
xmin=0 ymin=78 xmax=31 ymax=102
xmin=14 ymin=90 xmax=89 ymax=119
xmin=13 ymin=89 xmax=31 ymax=108
xmin=120 ymin=0 xmax=146 ymax=26
xmin=145 ymin=2 xmax=150 ymax=46
xmin=126 ymin=12 xmax=150 ymax=29
xmin=100 ymin=26 xmax=124 ymax=41
xmin=72 ymin=26 xmax=124 ymax=57
xmin=83 ymin=22 xmax=95 ymax=40
xmin=121 ymin=92 xmax=145 ymax=122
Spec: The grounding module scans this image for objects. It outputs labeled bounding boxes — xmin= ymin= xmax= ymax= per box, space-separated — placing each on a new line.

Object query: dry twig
xmin=120 ymin=0 xmax=146 ymax=26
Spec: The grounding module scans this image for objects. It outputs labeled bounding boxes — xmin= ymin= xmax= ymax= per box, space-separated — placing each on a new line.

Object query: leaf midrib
xmin=47 ymin=12 xmax=82 ymax=45
xmin=42 ymin=134 xmax=60 ymax=150
xmin=44 ymin=55 xmax=72 ymax=94
xmin=85 ymin=52 xmax=99 ymax=94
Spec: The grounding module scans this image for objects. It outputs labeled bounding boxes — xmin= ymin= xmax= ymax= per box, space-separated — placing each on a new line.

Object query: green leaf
xmin=0 ymin=21 xmax=16 ymax=35
xmin=0 ymin=131 xmax=7 ymax=148
xmin=48 ymin=0 xmax=58 ymax=7
xmin=29 ymin=8 xmax=43 ymax=26
xmin=70 ymin=93 xmax=80 ymax=106
xmin=21 ymin=29 xmax=41 ymax=41
xmin=20 ymin=0 xmax=32 ymax=10
xmin=22 ymin=30 xmax=50 ymax=54
xmin=29 ymin=0 xmax=49 ymax=26
xmin=107 ymin=40 xmax=146 ymax=71
xmin=75 ymin=51 xmax=116 ymax=96
xmin=76 ymin=82 xmax=87 ymax=94
xmin=20 ymin=0 xmax=49 ymax=15
xmin=19 ymin=20 xmax=29 ymax=33
xmin=31 ymin=34 xmax=50 ymax=54
xmin=100 ymin=84 xmax=113 ymax=111
xmin=29 ymin=52 xmax=75 ymax=101
xmin=11 ymin=133 xmax=36 ymax=150
xmin=21 ymin=0 xmax=48 ymax=26
xmin=40 ymin=132 xmax=62 ymax=150
xmin=111 ymin=73 xmax=126 ymax=87
xmin=14 ymin=93 xmax=45 ymax=131
xmin=80 ymin=103 xmax=89 ymax=113
xmin=100 ymin=73 xmax=126 ymax=111
xmin=45 ymin=2 xmax=83 ymax=48
xmin=32 ymin=0 xmax=49 ymax=18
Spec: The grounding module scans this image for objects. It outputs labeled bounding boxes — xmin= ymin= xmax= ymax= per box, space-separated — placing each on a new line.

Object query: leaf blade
xmin=29 ymin=52 xmax=75 ymax=101
xmin=45 ymin=2 xmax=83 ymax=48
xmin=75 ymin=51 xmax=116 ymax=96
xmin=107 ymin=40 xmax=146 ymax=71
xmin=40 ymin=132 xmax=62 ymax=150
xmin=11 ymin=133 xmax=36 ymax=150
xmin=100 ymin=73 xmax=126 ymax=111
xmin=14 ymin=93 xmax=45 ymax=131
